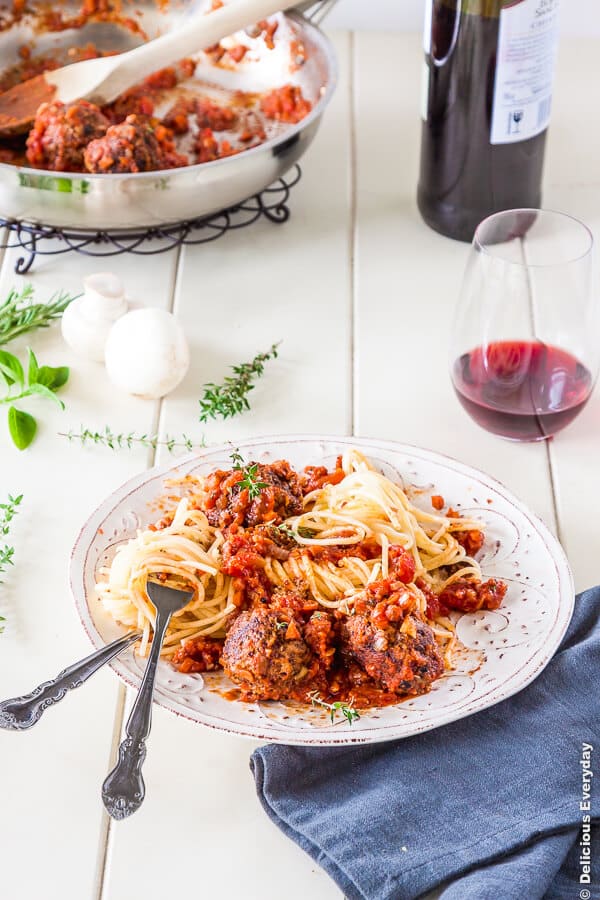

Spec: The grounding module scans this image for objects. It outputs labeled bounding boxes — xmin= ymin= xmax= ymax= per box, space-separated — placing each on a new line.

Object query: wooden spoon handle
xmin=97 ymin=0 xmax=296 ymax=103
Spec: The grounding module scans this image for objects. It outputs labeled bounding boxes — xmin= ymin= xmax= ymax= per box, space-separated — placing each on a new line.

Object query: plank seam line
xmin=0 ymin=225 xmax=8 ymax=271
xmin=349 ymin=30 xmax=357 ymax=438
xmin=545 ymin=441 xmax=563 ymax=545
xmin=93 ymin=682 xmax=127 ymax=900
xmin=96 ymin=241 xmax=183 ymax=900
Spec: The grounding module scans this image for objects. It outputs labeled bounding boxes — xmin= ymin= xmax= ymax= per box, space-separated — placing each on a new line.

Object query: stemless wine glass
xmin=449 ymin=209 xmax=597 ymax=441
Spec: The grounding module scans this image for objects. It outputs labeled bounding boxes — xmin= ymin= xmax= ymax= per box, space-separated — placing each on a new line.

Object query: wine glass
xmin=450 ymin=209 xmax=597 ymax=441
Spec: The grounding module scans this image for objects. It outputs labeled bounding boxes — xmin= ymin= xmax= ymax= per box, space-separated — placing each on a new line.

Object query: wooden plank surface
xmin=100 ymin=32 xmax=352 ymax=900
xmin=0 ymin=27 xmax=597 ymax=900
xmin=0 ymin=246 xmax=177 ymax=900
xmin=352 ymin=32 xmax=558 ymax=535
xmin=542 ymin=38 xmax=600 ymax=593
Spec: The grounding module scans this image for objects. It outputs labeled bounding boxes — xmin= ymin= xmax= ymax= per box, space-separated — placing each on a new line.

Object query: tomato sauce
xmin=0 ymin=2 xmax=314 ymax=173
xmin=165 ymin=457 xmax=508 ymax=713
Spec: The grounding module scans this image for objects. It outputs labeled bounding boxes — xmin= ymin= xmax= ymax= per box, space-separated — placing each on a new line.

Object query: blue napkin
xmin=251 ymin=588 xmax=600 ymax=899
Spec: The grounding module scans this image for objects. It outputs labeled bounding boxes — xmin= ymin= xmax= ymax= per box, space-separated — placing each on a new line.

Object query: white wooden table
xmin=0 ymin=32 xmax=597 ymax=900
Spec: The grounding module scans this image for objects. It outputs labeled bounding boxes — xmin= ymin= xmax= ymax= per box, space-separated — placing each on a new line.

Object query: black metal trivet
xmin=0 ymin=165 xmax=301 ymax=274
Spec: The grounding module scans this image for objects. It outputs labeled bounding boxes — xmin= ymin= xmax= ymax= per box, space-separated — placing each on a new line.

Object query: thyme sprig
xmin=59 ymin=426 xmax=207 ymax=454
xmin=308 ymin=691 xmax=361 ymax=726
xmin=230 ymin=448 xmax=268 ymax=500
xmin=0 ymin=285 xmax=75 ymax=347
xmin=199 ymin=343 xmax=280 ymax=422
xmin=0 ymin=494 xmax=23 ymax=631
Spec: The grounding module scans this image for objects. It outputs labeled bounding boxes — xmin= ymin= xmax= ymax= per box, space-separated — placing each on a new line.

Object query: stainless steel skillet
xmin=0 ymin=0 xmax=337 ymax=229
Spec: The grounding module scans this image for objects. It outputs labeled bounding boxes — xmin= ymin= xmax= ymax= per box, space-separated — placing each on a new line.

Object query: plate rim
xmin=70 ymin=433 xmax=575 ymax=745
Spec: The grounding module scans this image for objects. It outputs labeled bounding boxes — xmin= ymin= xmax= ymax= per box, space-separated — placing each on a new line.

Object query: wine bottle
xmin=417 ymin=0 xmax=561 ymax=242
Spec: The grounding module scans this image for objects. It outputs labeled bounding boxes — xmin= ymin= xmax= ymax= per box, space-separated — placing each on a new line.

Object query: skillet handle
xmin=293 ymin=0 xmax=340 ymax=25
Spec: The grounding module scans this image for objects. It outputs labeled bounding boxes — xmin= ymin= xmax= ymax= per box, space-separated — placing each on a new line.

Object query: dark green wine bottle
xmin=417 ymin=0 xmax=560 ymax=242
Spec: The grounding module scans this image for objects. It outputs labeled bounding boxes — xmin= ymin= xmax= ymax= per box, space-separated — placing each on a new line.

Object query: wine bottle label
xmin=490 ymin=0 xmax=560 ymax=144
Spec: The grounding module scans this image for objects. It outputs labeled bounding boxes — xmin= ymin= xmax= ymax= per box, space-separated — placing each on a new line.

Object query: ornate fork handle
xmin=0 ymin=631 xmax=141 ymax=731
xmin=102 ymin=611 xmax=171 ymax=820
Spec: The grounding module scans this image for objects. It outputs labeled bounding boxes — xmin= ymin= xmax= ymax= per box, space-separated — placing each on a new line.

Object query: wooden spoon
xmin=0 ymin=0 xmax=298 ymax=138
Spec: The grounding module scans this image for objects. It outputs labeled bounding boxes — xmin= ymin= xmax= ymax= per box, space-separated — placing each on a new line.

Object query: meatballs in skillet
xmin=84 ymin=114 xmax=187 ymax=174
xmin=26 ymin=100 xmax=109 ymax=171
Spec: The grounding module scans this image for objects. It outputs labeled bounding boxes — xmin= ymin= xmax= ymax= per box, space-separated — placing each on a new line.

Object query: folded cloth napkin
xmin=251 ymin=587 xmax=600 ymax=900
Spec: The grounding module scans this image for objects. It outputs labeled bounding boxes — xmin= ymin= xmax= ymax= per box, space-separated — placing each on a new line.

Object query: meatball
xmin=222 ymin=608 xmax=314 ymax=701
xmin=84 ymin=114 xmax=187 ymax=174
xmin=202 ymin=460 xmax=303 ymax=530
xmin=341 ymin=612 xmax=444 ymax=695
xmin=26 ymin=100 xmax=109 ymax=172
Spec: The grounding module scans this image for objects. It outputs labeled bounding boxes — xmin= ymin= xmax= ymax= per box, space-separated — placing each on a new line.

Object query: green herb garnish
xmin=308 ymin=691 xmax=361 ymax=726
xmin=0 ymin=494 xmax=23 ymax=624
xmin=230 ymin=449 xmax=268 ymax=500
xmin=0 ymin=285 xmax=75 ymax=347
xmin=277 ymin=523 xmax=297 ymax=541
xmin=59 ymin=426 xmax=206 ymax=454
xmin=199 ymin=343 xmax=280 ymax=422
xmin=1 ymin=348 xmax=69 ymax=450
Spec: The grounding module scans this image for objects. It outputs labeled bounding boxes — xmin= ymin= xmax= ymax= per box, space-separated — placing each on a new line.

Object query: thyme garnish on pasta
xmin=231 ymin=449 xmax=268 ymax=499
xmin=309 ymin=691 xmax=361 ymax=725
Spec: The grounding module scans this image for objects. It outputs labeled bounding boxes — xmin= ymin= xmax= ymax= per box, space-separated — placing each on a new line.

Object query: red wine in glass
xmin=452 ymin=341 xmax=593 ymax=441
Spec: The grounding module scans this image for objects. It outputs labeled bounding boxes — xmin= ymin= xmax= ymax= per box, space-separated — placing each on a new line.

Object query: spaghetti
xmin=96 ymin=449 xmax=507 ymax=708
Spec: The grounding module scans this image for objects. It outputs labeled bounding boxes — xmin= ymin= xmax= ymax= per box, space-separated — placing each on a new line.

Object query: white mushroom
xmin=104 ymin=308 xmax=190 ymax=400
xmin=61 ymin=272 xmax=128 ymax=362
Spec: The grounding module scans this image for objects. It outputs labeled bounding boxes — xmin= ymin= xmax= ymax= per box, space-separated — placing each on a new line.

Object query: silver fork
xmin=101 ymin=581 xmax=194 ymax=821
xmin=0 ymin=630 xmax=141 ymax=731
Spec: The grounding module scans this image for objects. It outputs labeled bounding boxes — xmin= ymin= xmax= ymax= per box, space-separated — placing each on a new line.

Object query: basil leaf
xmin=35 ymin=365 xmax=70 ymax=391
xmin=27 ymin=383 xmax=65 ymax=409
xmin=7 ymin=406 xmax=36 ymax=450
xmin=27 ymin=348 xmax=39 ymax=385
xmin=0 ymin=350 xmax=24 ymax=388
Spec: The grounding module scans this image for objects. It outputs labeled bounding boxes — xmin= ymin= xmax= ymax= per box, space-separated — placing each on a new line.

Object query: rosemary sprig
xmin=309 ymin=690 xmax=361 ymax=726
xmin=231 ymin=448 xmax=268 ymax=500
xmin=59 ymin=426 xmax=207 ymax=454
xmin=0 ymin=285 xmax=75 ymax=347
xmin=199 ymin=342 xmax=280 ymax=422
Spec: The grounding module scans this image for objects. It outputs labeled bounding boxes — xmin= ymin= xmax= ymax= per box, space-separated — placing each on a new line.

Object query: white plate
xmin=70 ymin=435 xmax=574 ymax=746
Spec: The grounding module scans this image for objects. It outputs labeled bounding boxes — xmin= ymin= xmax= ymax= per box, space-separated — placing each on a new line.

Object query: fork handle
xmin=101 ymin=611 xmax=171 ymax=820
xmin=0 ymin=631 xmax=141 ymax=731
